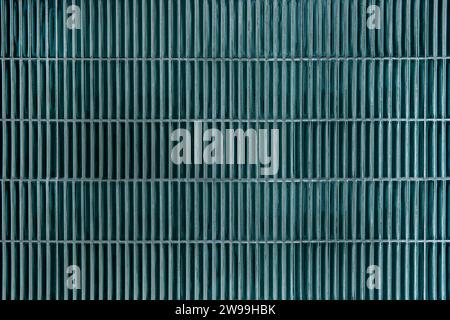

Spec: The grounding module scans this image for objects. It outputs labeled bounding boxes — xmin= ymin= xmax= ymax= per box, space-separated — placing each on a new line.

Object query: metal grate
xmin=1 ymin=0 xmax=450 ymax=300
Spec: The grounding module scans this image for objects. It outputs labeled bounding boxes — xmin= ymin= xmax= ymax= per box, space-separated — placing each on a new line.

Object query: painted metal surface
xmin=0 ymin=0 xmax=449 ymax=299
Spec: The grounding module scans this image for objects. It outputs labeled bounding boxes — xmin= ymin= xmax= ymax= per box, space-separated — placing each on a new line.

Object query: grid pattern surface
xmin=1 ymin=0 xmax=450 ymax=300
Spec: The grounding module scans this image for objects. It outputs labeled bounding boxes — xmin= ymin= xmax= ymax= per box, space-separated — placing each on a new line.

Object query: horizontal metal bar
xmin=1 ymin=56 xmax=450 ymax=62
xmin=1 ymin=118 xmax=450 ymax=123
xmin=1 ymin=240 xmax=449 ymax=245
xmin=1 ymin=178 xmax=449 ymax=183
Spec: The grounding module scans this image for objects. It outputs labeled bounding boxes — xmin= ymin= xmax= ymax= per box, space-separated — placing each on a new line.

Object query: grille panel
xmin=1 ymin=0 xmax=450 ymax=300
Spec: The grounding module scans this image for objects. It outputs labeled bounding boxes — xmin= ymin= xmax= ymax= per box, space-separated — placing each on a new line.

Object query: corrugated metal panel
xmin=0 ymin=0 xmax=449 ymax=300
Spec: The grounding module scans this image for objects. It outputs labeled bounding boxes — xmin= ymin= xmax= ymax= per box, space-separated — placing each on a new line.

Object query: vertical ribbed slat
xmin=331 ymin=0 xmax=339 ymax=300
xmin=441 ymin=0 xmax=448 ymax=301
xmin=149 ymin=0 xmax=156 ymax=299
xmin=386 ymin=0 xmax=394 ymax=301
xmin=44 ymin=0 xmax=51 ymax=300
xmin=342 ymin=0 xmax=350 ymax=300
xmin=360 ymin=0 xmax=367 ymax=300
xmin=132 ymin=0 xmax=139 ymax=301
xmin=350 ymin=0 xmax=358 ymax=300
xmin=54 ymin=0 xmax=60 ymax=301
xmin=18 ymin=0 xmax=25 ymax=302
xmin=165 ymin=0 xmax=172 ymax=301
xmin=36 ymin=0 xmax=43 ymax=300
xmin=0 ymin=0 xmax=6 ymax=302
xmin=123 ymin=0 xmax=130 ymax=300
xmin=62 ymin=0 xmax=69 ymax=301
xmin=289 ymin=0 xmax=297 ymax=301
xmin=115 ymin=0 xmax=122 ymax=300
xmin=193 ymin=0 xmax=200 ymax=301
xmin=141 ymin=0 xmax=148 ymax=301
xmin=404 ymin=0 xmax=412 ymax=302
xmin=431 ymin=0 xmax=439 ymax=301
xmin=8 ymin=0 xmax=16 ymax=302
xmin=395 ymin=0 xmax=402 ymax=301
xmin=107 ymin=0 xmax=114 ymax=300
xmin=253 ymin=0 xmax=259 ymax=301
xmin=88 ymin=0 xmax=95 ymax=301
xmin=26 ymin=1 xmax=32 ymax=302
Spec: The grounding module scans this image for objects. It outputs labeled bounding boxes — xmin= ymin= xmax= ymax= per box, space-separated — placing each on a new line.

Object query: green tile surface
xmin=1 ymin=0 xmax=450 ymax=299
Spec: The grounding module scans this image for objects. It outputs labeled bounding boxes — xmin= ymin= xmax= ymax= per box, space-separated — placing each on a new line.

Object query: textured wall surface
xmin=1 ymin=0 xmax=450 ymax=300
